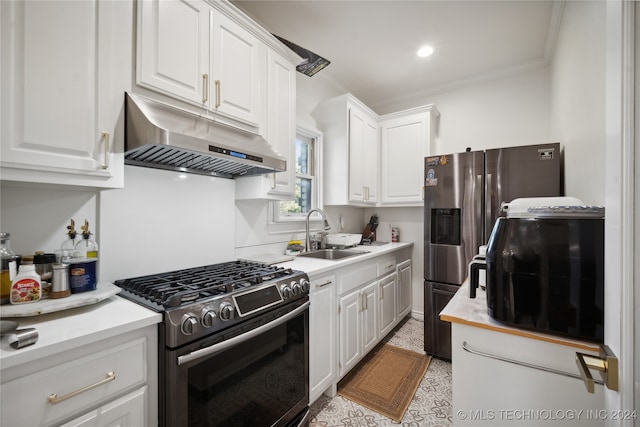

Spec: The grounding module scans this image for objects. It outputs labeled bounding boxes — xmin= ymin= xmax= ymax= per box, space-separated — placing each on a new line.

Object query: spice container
xmin=10 ymin=263 xmax=41 ymax=304
xmin=1 ymin=232 xmax=21 ymax=304
xmin=50 ymin=263 xmax=71 ymax=298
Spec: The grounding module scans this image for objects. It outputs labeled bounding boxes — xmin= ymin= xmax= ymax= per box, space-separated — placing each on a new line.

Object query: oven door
xmin=163 ymin=298 xmax=310 ymax=427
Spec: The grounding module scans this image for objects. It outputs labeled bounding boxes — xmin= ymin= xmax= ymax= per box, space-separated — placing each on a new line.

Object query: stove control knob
xmin=299 ymin=278 xmax=310 ymax=293
xmin=201 ymin=307 xmax=217 ymax=328
xmin=280 ymin=284 xmax=292 ymax=299
xmin=181 ymin=314 xmax=198 ymax=335
xmin=219 ymin=302 xmax=235 ymax=321
xmin=291 ymin=281 xmax=301 ymax=296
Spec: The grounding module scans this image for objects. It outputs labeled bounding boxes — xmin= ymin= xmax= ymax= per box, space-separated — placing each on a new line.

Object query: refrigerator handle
xmin=485 ymin=173 xmax=493 ymax=241
xmin=476 ymin=174 xmax=483 ymax=245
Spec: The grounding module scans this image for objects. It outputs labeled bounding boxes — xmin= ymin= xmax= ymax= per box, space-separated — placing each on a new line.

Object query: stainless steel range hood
xmin=125 ymin=93 xmax=286 ymax=178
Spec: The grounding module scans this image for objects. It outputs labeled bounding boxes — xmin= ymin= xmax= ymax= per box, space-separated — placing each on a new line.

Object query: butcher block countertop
xmin=440 ymin=280 xmax=601 ymax=352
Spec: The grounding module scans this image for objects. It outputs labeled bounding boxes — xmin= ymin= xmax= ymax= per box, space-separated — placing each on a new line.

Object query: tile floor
xmin=309 ymin=317 xmax=453 ymax=427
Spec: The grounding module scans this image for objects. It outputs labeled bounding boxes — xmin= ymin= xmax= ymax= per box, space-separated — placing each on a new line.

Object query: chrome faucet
xmin=305 ymin=208 xmax=331 ymax=252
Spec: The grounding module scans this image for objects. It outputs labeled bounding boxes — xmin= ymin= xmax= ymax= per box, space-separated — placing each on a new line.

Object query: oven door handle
xmin=177 ymin=301 xmax=309 ymax=366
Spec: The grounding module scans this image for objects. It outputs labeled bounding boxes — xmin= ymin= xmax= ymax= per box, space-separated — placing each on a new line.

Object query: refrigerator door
xmin=484 ymin=143 xmax=561 ymax=240
xmin=424 ymin=151 xmax=484 ymax=285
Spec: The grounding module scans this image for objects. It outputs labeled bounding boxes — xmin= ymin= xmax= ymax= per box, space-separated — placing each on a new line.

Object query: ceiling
xmin=231 ymin=0 xmax=563 ymax=112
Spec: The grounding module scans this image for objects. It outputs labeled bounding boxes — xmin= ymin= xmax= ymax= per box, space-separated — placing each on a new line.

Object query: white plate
xmin=0 ymin=283 xmax=120 ymax=318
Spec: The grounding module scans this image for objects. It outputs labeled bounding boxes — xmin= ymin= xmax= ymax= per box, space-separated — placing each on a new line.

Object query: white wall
xmin=1 ymin=166 xmax=235 ymax=284
xmin=301 ymin=67 xmax=550 ymax=317
xmin=549 ymin=1 xmax=606 ymax=205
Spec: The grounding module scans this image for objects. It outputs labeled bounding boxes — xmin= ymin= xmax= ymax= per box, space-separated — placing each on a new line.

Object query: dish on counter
xmin=0 ymin=283 xmax=120 ymax=318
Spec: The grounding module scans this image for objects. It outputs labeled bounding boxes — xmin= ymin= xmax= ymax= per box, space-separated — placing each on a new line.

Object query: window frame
xmin=270 ymin=125 xmax=323 ymax=227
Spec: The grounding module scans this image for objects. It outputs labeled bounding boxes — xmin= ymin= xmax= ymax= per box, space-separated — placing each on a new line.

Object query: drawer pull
xmin=462 ymin=341 xmax=604 ymax=385
xmin=48 ymin=371 xmax=115 ymax=405
xmin=316 ymin=280 xmax=333 ymax=288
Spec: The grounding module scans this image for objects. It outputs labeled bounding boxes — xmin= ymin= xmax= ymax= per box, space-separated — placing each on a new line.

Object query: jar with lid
xmin=34 ymin=252 xmax=56 ymax=299
xmin=1 ymin=232 xmax=21 ymax=304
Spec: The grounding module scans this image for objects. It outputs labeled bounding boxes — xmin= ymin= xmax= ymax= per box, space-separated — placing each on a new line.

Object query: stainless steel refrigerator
xmin=423 ymin=143 xmax=562 ymax=359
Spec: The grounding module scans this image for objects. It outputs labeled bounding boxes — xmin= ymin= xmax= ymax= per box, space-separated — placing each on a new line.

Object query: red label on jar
xmin=10 ymin=279 xmax=41 ymax=304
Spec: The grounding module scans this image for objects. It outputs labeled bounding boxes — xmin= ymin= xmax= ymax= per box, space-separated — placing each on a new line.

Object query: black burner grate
xmin=114 ymin=261 xmax=296 ymax=309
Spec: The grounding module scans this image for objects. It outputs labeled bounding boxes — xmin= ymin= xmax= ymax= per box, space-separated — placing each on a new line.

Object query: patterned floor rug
xmin=337 ymin=343 xmax=432 ymax=422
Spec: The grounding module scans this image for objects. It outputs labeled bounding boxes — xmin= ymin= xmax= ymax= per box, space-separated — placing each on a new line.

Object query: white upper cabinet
xmin=210 ymin=11 xmax=262 ymax=127
xmin=137 ymin=0 xmax=210 ymax=105
xmin=0 ymin=0 xmax=128 ymax=188
xmin=379 ymin=105 xmax=439 ymax=205
xmin=137 ymin=0 xmax=263 ymax=129
xmin=315 ymin=94 xmax=379 ymax=206
xmin=235 ymin=48 xmax=296 ymax=199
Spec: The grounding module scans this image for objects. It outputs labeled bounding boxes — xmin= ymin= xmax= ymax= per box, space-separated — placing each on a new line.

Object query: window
xmin=276 ymin=127 xmax=321 ymax=222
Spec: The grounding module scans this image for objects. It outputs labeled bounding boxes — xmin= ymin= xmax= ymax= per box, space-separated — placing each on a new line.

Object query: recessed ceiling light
xmin=417 ymin=46 xmax=434 ymax=58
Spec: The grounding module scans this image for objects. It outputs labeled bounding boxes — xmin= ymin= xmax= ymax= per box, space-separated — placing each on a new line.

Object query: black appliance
xmin=115 ymin=261 xmax=310 ymax=427
xmin=473 ymin=203 xmax=605 ymax=342
xmin=424 ymin=143 xmax=562 ymax=359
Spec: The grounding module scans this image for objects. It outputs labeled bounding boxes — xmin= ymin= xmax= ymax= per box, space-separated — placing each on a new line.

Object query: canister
xmin=68 ymin=258 xmax=97 ymax=293
xmin=50 ymin=263 xmax=71 ymax=298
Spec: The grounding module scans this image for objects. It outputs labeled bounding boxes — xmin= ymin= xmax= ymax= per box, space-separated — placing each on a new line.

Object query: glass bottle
xmin=1 ymin=232 xmax=21 ymax=304
xmin=75 ymin=220 xmax=99 ymax=259
xmin=58 ymin=219 xmax=79 ymax=261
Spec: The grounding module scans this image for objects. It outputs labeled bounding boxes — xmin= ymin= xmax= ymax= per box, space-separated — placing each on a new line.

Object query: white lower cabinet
xmin=309 ymin=273 xmax=337 ymax=403
xmin=0 ymin=325 xmax=157 ymax=427
xmin=60 ymin=387 xmax=146 ymax=427
xmin=397 ymin=259 xmax=412 ymax=319
xmin=451 ymin=323 xmax=605 ymax=426
xmin=338 ymin=280 xmax=378 ymax=377
xmin=378 ymin=272 xmax=397 ymax=338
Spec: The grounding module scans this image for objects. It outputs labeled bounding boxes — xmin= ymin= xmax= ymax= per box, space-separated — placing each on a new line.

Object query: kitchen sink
xmin=297 ymin=249 xmax=370 ymax=260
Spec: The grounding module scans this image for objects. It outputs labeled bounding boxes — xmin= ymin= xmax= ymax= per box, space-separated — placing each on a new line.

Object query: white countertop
xmin=0 ymin=289 xmax=161 ymax=370
xmin=440 ymin=280 xmax=600 ymax=352
xmin=276 ymin=242 xmax=413 ymax=277
xmin=0 ymin=242 xmax=411 ymax=370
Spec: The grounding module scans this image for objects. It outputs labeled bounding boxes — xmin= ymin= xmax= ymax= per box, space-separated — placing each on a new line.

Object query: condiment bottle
xmin=1 ymin=232 xmax=21 ymax=304
xmin=10 ymin=262 xmax=41 ymax=304
xmin=57 ymin=219 xmax=79 ymax=261
xmin=75 ymin=219 xmax=99 ymax=258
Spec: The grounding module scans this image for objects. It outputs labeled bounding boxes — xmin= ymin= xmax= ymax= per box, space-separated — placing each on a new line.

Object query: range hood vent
xmin=125 ymin=93 xmax=286 ymax=178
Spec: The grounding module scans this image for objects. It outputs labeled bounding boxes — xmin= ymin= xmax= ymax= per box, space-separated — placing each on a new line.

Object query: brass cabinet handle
xmin=48 ymin=371 xmax=116 ymax=405
xmin=202 ymin=74 xmax=209 ymax=103
xmin=100 ymin=131 xmax=109 ymax=170
xmin=576 ymin=345 xmax=619 ymax=393
xmin=316 ymin=280 xmax=333 ymax=288
xmin=214 ymin=79 xmax=221 ymax=108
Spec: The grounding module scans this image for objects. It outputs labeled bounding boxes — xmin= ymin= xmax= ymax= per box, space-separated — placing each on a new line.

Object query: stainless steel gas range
xmin=114 ymin=261 xmax=310 ymax=427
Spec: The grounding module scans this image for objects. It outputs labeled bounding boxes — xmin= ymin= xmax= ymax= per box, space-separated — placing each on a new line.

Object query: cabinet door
xmin=362 ymin=117 xmax=379 ymax=203
xmin=211 ymin=12 xmax=262 ymax=127
xmin=339 ymin=290 xmax=362 ymax=377
xmin=137 ymin=0 xmax=210 ymax=105
xmin=361 ymin=281 xmax=379 ymax=354
xmin=310 ymin=275 xmax=336 ymax=403
xmin=1 ymin=0 xmax=125 ymax=187
xmin=379 ymin=273 xmax=397 ymax=338
xmin=265 ymin=49 xmax=296 ymax=195
xmin=60 ymin=387 xmax=146 ymax=427
xmin=348 ymin=108 xmax=378 ymax=204
xmin=380 ymin=113 xmax=428 ymax=205
xmin=397 ymin=260 xmax=412 ymax=318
